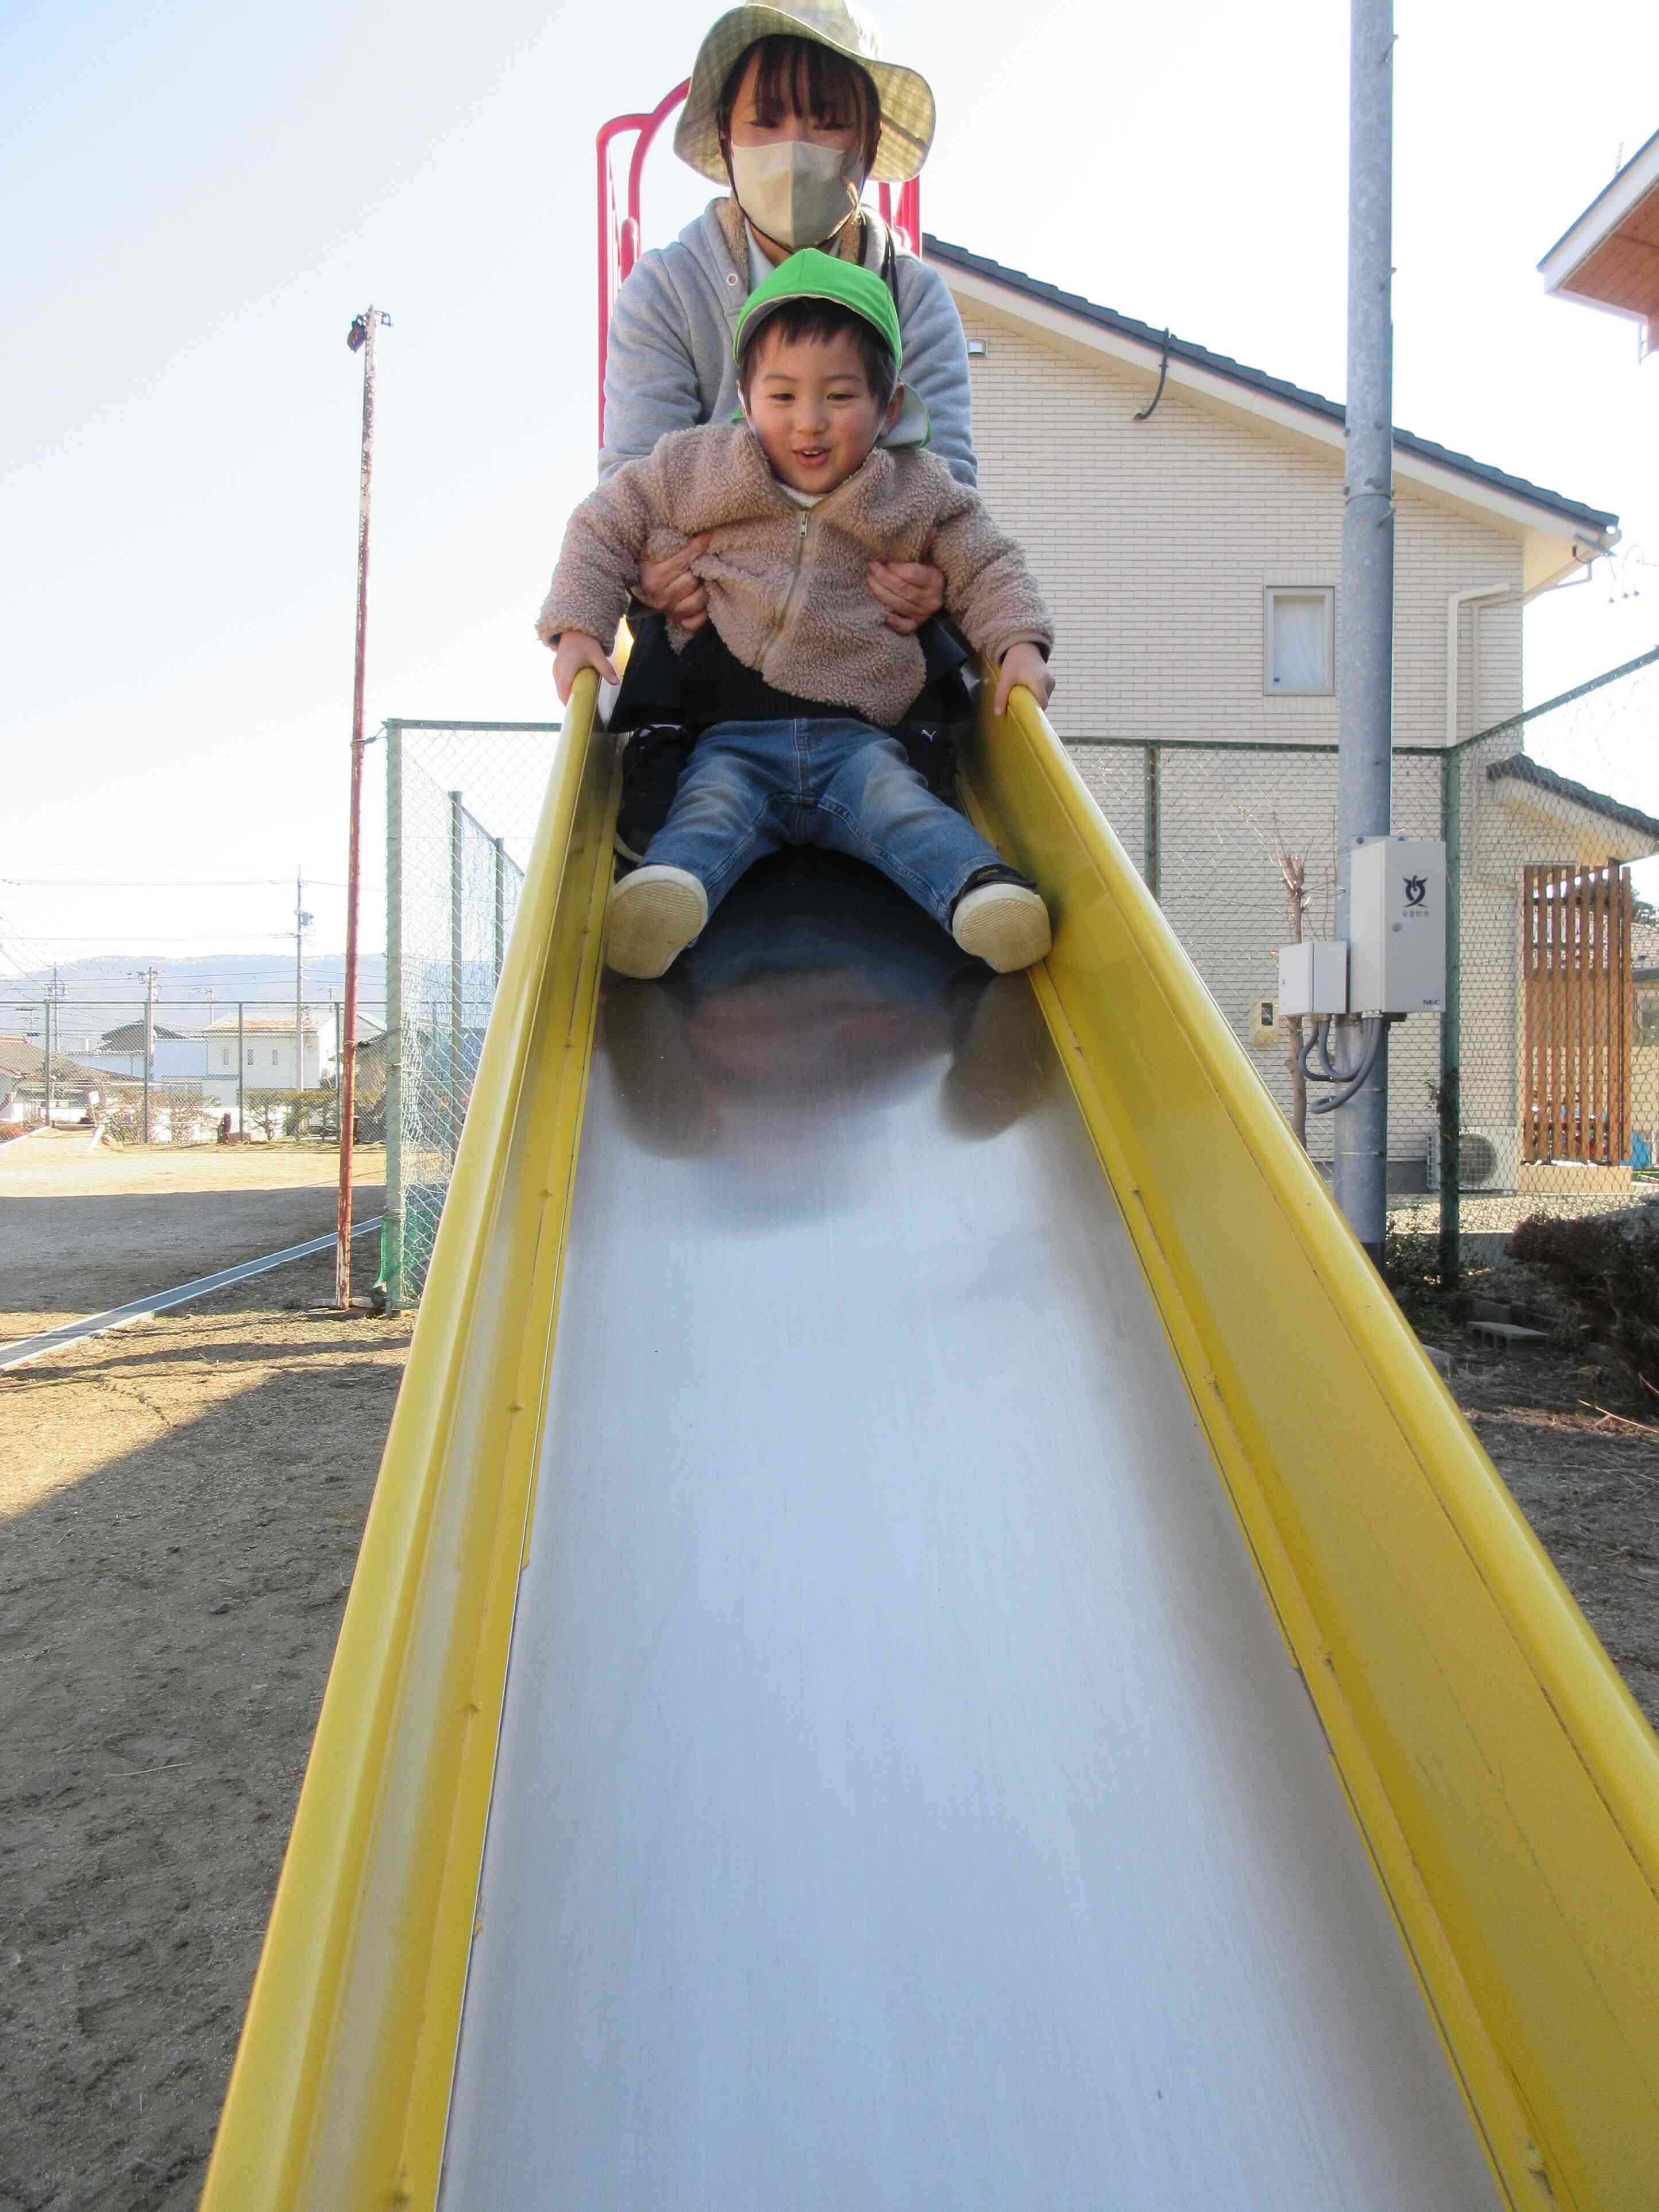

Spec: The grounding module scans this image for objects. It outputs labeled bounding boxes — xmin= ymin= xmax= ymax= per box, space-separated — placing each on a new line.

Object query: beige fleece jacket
xmin=535 ymin=422 xmax=1052 ymax=730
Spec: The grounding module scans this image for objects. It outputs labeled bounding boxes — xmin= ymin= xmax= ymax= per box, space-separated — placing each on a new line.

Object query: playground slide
xmin=202 ymin=671 xmax=1659 ymax=2211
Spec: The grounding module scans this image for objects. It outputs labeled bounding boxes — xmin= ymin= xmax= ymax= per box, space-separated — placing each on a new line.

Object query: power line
xmin=0 ymin=932 xmax=296 ymax=943
xmin=0 ymin=877 xmax=353 ymax=891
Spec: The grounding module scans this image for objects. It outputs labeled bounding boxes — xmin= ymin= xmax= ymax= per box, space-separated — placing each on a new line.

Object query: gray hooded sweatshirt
xmin=599 ymin=196 xmax=977 ymax=489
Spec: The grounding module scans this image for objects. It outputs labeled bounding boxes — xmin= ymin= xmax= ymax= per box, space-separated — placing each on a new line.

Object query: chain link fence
xmin=381 ymin=720 xmax=558 ymax=1308
xmin=373 ymin=661 xmax=1656 ymax=1301
xmin=1 ymin=996 xmax=388 ymax=1144
xmin=1069 ymin=644 xmax=1659 ymax=1274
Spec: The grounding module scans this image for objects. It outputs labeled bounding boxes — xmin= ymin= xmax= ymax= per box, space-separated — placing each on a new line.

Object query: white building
xmin=927 ymin=237 xmax=1657 ymax=1188
xmin=203 ymin=1015 xmax=322 ymax=1100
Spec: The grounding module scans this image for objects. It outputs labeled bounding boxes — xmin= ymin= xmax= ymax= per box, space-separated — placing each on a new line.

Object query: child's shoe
xmin=606 ymin=864 xmax=708 ymax=978
xmin=951 ymin=879 xmax=1052 ymax=972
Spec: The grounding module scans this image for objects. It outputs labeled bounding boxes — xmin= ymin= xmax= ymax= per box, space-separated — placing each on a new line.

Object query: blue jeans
xmin=639 ymin=718 xmax=1017 ymax=934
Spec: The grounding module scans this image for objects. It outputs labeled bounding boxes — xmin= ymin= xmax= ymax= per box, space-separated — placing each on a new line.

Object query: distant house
xmin=203 ymin=1015 xmax=321 ymax=1100
xmin=76 ymin=1021 xmax=198 ymax=1084
xmin=0 ymin=1035 xmax=114 ymax=1124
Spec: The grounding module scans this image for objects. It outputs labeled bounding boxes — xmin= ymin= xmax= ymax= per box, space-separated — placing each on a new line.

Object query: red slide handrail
xmin=596 ymin=84 xmax=923 ymax=450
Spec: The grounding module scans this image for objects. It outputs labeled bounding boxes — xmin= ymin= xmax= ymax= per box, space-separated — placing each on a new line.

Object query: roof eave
xmin=930 ymin=237 xmax=1619 ymax=551
xmin=1538 ymin=125 xmax=1659 ymax=298
xmin=1486 ymin=754 xmax=1659 ymax=854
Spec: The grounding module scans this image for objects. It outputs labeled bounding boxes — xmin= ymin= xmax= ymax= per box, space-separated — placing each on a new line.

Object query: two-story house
xmin=928 ymin=237 xmax=1658 ymax=1197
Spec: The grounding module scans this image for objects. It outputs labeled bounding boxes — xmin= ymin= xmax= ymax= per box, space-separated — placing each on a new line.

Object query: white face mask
xmin=728 ymin=140 xmax=863 ymax=251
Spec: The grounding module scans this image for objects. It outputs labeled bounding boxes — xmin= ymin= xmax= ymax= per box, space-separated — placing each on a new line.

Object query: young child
xmin=538 ymin=249 xmax=1058 ymax=980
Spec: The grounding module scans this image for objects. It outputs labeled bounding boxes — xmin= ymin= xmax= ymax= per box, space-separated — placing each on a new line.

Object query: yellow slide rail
xmin=204 ymin=675 xmax=1659 ymax=2210
xmin=201 ymin=673 xmax=615 ymax=2211
xmin=964 ymin=686 xmax=1659 ymax=2211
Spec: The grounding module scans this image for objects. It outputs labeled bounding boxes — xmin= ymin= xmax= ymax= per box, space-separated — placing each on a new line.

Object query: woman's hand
xmin=636 ymin=536 xmax=711 ymax=633
xmin=867 ymin=555 xmax=944 ymax=635
xmin=552 ymin=630 xmax=619 ymax=705
xmin=993 ymin=643 xmax=1055 ymax=719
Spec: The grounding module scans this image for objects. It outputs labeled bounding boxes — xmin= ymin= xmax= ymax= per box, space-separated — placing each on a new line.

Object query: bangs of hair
xmin=738 ymin=298 xmax=898 ymax=410
xmin=718 ymin=36 xmax=881 ymax=177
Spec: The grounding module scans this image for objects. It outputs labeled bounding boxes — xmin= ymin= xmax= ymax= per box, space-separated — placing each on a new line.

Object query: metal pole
xmin=295 ymin=865 xmax=305 ymax=1140
xmin=1437 ymin=747 xmax=1461 ymax=1289
xmin=493 ymin=834 xmax=507 ymax=984
xmin=1144 ymin=744 xmax=1161 ymax=902
xmin=42 ymin=997 xmax=52 ymax=1126
xmin=237 ymin=1000 xmax=245 ymax=1135
xmin=142 ymin=968 xmax=154 ymax=1144
xmin=337 ymin=305 xmax=385 ymax=1308
xmin=382 ymin=720 xmax=404 ymax=1311
xmin=450 ymin=788 xmax=464 ymax=1167
xmin=1333 ymin=0 xmax=1396 ymax=1269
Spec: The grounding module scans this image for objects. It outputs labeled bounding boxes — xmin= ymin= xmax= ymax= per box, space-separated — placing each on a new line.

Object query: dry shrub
xmin=1508 ymin=1212 xmax=1659 ymax=1393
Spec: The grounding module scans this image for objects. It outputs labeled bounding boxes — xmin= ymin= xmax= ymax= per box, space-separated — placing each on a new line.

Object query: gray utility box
xmin=1277 ymin=941 xmax=1349 ymax=1018
xmin=1349 ymin=836 xmax=1446 ymax=1015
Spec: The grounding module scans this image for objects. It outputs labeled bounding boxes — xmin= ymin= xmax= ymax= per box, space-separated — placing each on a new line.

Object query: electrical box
xmin=1277 ymin=941 xmax=1349 ymax=1018
xmin=1348 ymin=836 xmax=1446 ymax=1014
xmin=1247 ymin=995 xmax=1279 ymax=1048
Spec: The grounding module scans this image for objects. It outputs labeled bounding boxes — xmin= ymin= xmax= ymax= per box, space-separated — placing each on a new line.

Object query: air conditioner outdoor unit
xmin=1426 ymin=1126 xmax=1519 ymax=1195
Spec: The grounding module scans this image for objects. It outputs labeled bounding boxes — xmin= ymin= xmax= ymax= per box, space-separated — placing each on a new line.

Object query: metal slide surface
xmin=203 ymin=676 xmax=1659 ymax=2212
xmin=437 ymin=850 xmax=1492 ymax=2208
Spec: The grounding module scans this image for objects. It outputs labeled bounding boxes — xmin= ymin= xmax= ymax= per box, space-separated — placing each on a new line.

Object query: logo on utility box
xmin=1404 ymin=874 xmax=1426 ymax=907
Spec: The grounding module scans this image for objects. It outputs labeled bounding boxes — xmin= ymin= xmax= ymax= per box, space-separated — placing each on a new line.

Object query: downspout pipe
xmin=1437 ymin=583 xmax=1508 ymax=1291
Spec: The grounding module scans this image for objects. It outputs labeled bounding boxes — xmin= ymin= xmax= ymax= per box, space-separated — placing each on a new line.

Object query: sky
xmin=3 ymin=0 xmax=1657 ymax=997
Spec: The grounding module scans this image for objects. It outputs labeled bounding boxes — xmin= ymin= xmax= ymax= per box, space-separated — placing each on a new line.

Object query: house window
xmin=246 ymin=1047 xmax=255 ymax=1067
xmin=1264 ymin=587 xmax=1335 ymax=695
xmin=271 ymin=1049 xmax=279 ymax=1068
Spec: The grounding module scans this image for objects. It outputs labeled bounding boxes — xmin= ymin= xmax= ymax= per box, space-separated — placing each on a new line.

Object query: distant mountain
xmin=7 ymin=951 xmax=389 ymax=1035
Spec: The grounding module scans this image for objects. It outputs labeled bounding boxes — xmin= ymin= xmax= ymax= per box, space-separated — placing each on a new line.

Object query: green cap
xmin=733 ymin=247 xmax=902 ymax=379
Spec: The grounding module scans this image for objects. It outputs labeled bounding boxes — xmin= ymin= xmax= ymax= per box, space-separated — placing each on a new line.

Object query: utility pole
xmin=1333 ymin=0 xmax=1396 ymax=1267
xmin=295 ymin=868 xmax=312 ymax=1135
xmin=337 ymin=303 xmax=389 ymax=1308
xmin=134 ymin=966 xmax=159 ymax=1143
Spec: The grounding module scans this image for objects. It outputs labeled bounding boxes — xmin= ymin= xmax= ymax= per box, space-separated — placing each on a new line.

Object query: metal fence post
xmin=1144 ymin=743 xmax=1162 ymax=901
xmin=43 ymin=997 xmax=52 ymax=1126
xmin=449 ymin=789 xmax=464 ymax=1166
xmin=334 ymin=1001 xmax=343 ymax=1147
xmin=1438 ymin=747 xmax=1461 ymax=1288
xmin=382 ymin=722 xmax=404 ymax=1312
xmin=237 ymin=1001 xmax=245 ymax=1134
xmin=494 ymin=834 xmax=507 ymax=984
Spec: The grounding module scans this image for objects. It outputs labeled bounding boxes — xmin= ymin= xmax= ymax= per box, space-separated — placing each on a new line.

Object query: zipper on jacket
xmin=761 ymin=508 xmax=811 ymax=661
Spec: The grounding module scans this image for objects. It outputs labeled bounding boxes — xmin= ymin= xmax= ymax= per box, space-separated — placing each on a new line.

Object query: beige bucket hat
xmin=673 ymin=2 xmax=936 ymax=186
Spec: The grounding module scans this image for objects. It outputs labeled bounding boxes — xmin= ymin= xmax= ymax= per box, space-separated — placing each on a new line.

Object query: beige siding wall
xmin=952 ymin=294 xmax=1525 ymax=747
xmin=949 ymin=290 xmax=1535 ymax=1174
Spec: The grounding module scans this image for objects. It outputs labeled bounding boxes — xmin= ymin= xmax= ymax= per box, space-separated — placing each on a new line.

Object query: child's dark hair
xmin=717 ymin=36 xmax=882 ymax=180
xmin=738 ymin=299 xmax=898 ymax=410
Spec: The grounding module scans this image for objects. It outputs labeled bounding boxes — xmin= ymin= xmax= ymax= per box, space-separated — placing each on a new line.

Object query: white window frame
xmin=1263 ymin=585 xmax=1336 ymax=697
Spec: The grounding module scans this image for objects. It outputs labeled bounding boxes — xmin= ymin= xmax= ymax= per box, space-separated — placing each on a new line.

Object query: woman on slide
xmin=599 ymin=1 xmax=979 ymax=857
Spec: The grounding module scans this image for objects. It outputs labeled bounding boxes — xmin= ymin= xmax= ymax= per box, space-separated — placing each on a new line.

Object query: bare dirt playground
xmin=0 ymin=1131 xmax=1654 ymax=2210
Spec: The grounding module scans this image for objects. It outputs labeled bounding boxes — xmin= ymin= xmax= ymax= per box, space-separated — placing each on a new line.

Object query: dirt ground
xmin=1442 ymin=1339 xmax=1659 ymax=1730
xmin=0 ymin=1131 xmax=385 ymax=1343
xmin=1 ymin=1250 xmax=412 ymax=2212
xmin=1 ymin=1148 xmax=1656 ymax=2206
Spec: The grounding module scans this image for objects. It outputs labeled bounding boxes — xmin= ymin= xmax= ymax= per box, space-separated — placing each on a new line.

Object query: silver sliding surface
xmin=440 ymin=850 xmax=1495 ymax=2210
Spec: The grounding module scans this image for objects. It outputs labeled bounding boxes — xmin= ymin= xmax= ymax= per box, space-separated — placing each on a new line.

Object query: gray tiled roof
xmin=1486 ymin=753 xmax=1659 ymax=843
xmin=926 ymin=237 xmax=1619 ymax=537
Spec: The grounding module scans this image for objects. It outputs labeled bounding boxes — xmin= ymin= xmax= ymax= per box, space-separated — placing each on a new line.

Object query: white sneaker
xmin=606 ymin=865 xmax=709 ymax=978
xmin=951 ymin=881 xmax=1052 ymax=972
